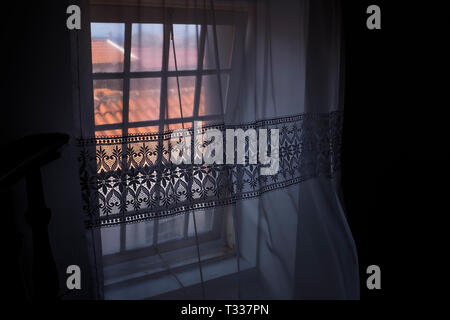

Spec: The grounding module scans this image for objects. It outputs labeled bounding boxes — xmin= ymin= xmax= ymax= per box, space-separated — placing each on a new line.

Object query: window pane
xmin=167 ymin=76 xmax=195 ymax=119
xmin=93 ymin=79 xmax=123 ymax=125
xmin=128 ymin=126 xmax=159 ymax=135
xmin=203 ymin=25 xmax=234 ymax=70
xmin=199 ymin=74 xmax=229 ymax=116
xmin=101 ymin=226 xmax=121 ymax=255
xmin=95 ymin=129 xmax=123 ymax=137
xmin=188 ymin=210 xmax=214 ymax=236
xmin=130 ymin=24 xmax=164 ymax=72
xmin=129 ymin=78 xmax=161 ymax=123
xmin=164 ymin=122 xmax=191 ymax=132
xmin=157 ymin=215 xmax=185 ymax=244
xmin=125 ymin=221 xmax=154 ymax=250
xmin=168 ymin=24 xmax=200 ymax=71
xmin=91 ymin=23 xmax=125 ymax=73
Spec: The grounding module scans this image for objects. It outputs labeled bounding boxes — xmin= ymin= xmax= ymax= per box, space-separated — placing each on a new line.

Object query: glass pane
xmin=168 ymin=24 xmax=200 ymax=71
xmin=203 ymin=25 xmax=234 ymax=70
xmin=91 ymin=23 xmax=125 ymax=73
xmin=125 ymin=221 xmax=154 ymax=250
xmin=157 ymin=215 xmax=185 ymax=244
xmin=188 ymin=210 xmax=214 ymax=236
xmin=167 ymin=76 xmax=195 ymax=119
xmin=101 ymin=226 xmax=121 ymax=255
xmin=130 ymin=24 xmax=164 ymax=72
xmin=95 ymin=129 xmax=123 ymax=137
xmin=199 ymin=74 xmax=229 ymax=116
xmin=93 ymin=79 xmax=123 ymax=125
xmin=129 ymin=78 xmax=161 ymax=123
xmin=128 ymin=126 xmax=159 ymax=135
xmin=164 ymin=122 xmax=191 ymax=132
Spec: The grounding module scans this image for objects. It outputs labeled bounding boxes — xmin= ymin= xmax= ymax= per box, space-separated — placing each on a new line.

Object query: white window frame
xmin=74 ymin=2 xmax=247 ymax=266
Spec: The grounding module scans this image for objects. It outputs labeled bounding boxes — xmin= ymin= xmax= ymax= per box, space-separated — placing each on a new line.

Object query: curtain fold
xmin=77 ymin=0 xmax=359 ymax=299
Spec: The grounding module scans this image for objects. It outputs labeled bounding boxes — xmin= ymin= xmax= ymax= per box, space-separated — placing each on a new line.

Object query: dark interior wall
xmin=341 ymin=0 xmax=430 ymax=299
xmin=3 ymin=0 xmax=93 ymax=299
xmin=342 ymin=0 xmax=379 ymax=300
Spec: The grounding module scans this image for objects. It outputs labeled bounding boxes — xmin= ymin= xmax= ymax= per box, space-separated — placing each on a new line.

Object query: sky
xmin=91 ymin=22 xmax=198 ymax=47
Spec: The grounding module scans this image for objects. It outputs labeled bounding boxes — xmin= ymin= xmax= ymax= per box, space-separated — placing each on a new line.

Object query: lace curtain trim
xmin=78 ymin=111 xmax=343 ymax=228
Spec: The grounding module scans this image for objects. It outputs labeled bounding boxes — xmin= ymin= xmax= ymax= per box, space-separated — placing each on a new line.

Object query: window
xmin=88 ymin=6 xmax=245 ymax=291
xmin=91 ymin=22 xmax=233 ymax=136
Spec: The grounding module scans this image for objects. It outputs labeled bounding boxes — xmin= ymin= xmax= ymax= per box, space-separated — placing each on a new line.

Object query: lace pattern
xmin=78 ymin=111 xmax=343 ymax=228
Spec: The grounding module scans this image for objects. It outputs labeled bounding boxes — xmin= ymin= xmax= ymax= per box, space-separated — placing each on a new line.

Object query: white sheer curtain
xmin=222 ymin=0 xmax=358 ymax=299
xmin=76 ymin=0 xmax=359 ymax=300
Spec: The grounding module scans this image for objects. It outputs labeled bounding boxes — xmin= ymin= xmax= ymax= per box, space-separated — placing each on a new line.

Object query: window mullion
xmin=193 ymin=24 xmax=207 ymax=118
xmin=159 ymin=23 xmax=171 ymax=132
xmin=154 ymin=21 xmax=172 ymax=246
xmin=119 ymin=22 xmax=132 ymax=252
xmin=92 ymin=69 xmax=230 ymax=81
xmin=122 ymin=23 xmax=132 ymax=135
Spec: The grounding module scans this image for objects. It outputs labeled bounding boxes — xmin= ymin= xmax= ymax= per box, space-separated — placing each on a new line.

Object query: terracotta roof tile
xmin=92 ymin=40 xmax=209 ymax=136
xmin=92 ymin=39 xmax=124 ymax=65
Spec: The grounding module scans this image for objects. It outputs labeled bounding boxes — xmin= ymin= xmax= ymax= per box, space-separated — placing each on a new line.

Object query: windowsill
xmin=104 ymin=240 xmax=252 ymax=299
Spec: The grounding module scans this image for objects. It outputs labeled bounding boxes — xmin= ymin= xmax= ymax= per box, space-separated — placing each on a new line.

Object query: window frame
xmin=90 ymin=5 xmax=247 ymax=133
xmin=91 ymin=23 xmax=229 ymax=133
xmin=86 ymin=4 xmax=247 ymax=261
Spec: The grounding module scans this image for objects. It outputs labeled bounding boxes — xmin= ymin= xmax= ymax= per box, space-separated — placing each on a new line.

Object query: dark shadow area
xmin=2 ymin=0 xmax=93 ymax=300
xmin=341 ymin=0 xmax=432 ymax=299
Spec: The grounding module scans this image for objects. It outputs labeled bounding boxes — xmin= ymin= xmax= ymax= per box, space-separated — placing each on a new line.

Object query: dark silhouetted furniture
xmin=0 ymin=133 xmax=69 ymax=300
